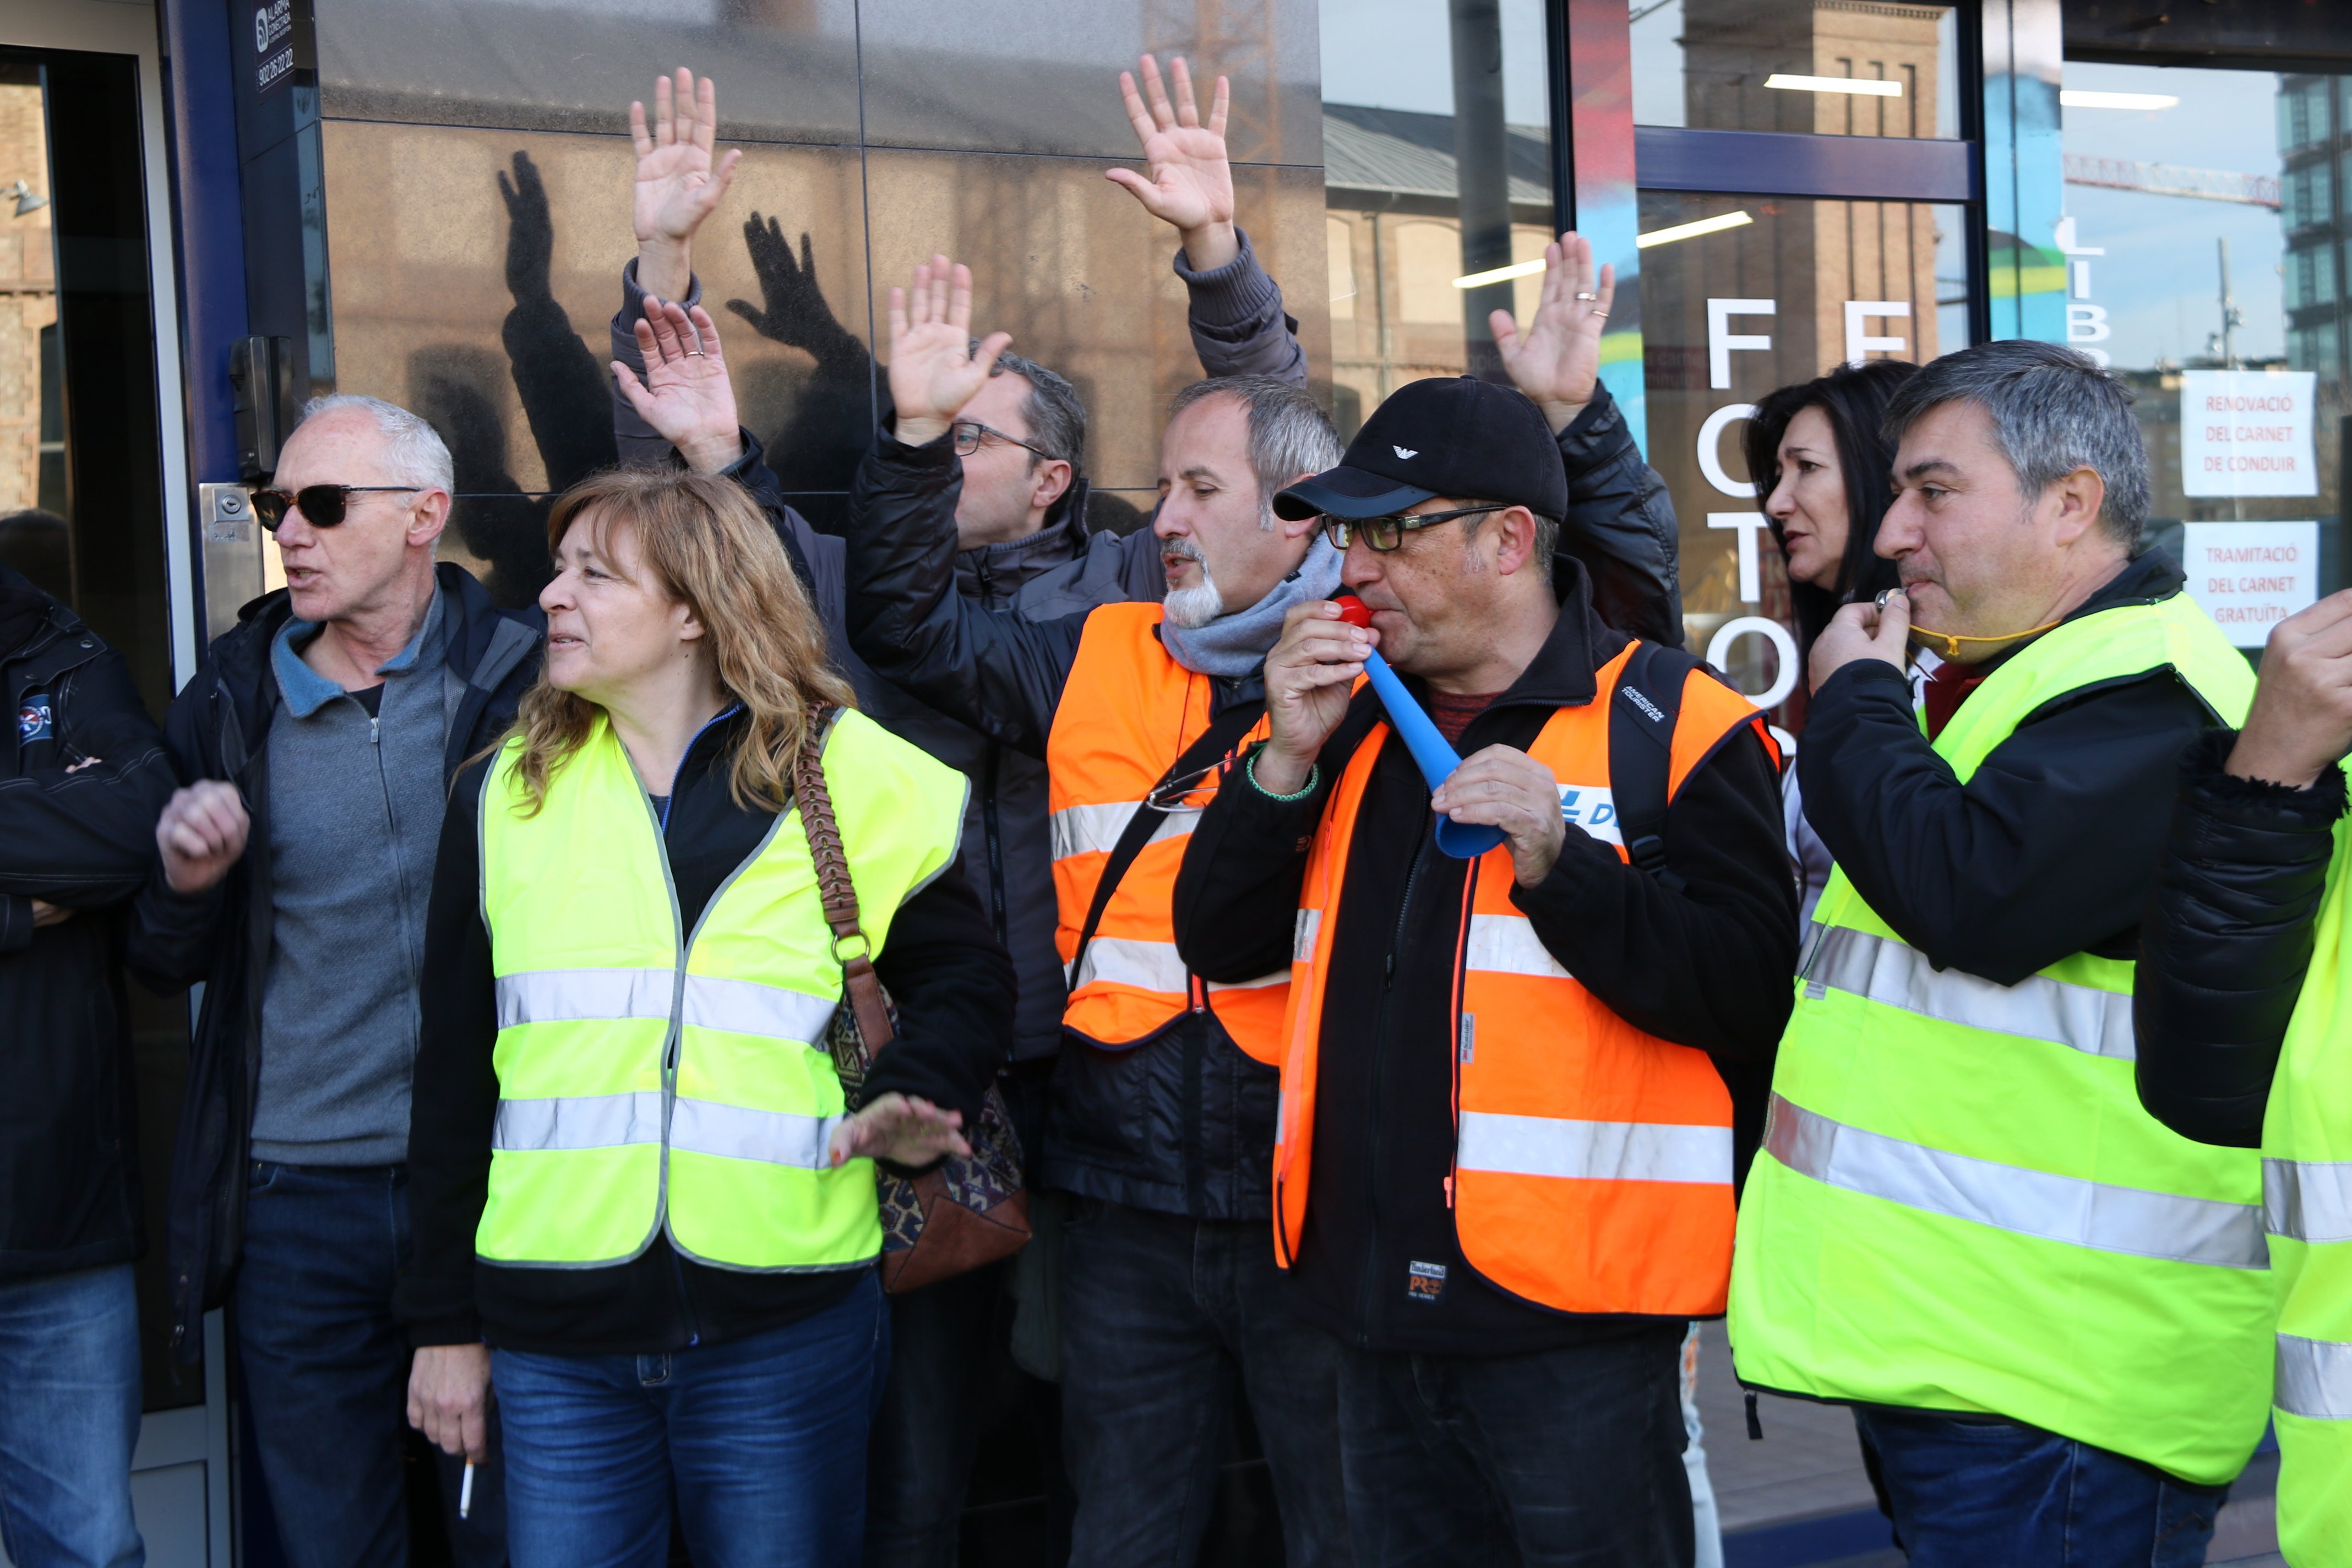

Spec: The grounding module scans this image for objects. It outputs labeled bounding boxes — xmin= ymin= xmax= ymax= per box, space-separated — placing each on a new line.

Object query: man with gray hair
xmin=1728 ymin=339 xmax=2270 ymax=1564
xmin=130 ymin=393 xmax=540 ymax=1568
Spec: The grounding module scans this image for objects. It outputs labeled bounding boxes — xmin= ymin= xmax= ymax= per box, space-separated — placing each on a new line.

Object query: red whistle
xmin=1333 ymin=595 xmax=1374 ymax=629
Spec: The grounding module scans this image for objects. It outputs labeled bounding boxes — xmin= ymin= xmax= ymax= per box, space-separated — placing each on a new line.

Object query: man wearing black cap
xmin=1173 ymin=373 xmax=1797 ymax=1566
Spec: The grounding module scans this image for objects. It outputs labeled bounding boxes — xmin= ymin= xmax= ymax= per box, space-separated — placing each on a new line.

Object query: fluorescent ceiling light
xmin=2060 ymin=90 xmax=2180 ymax=111
xmin=1636 ymin=210 xmax=1753 ymax=249
xmin=1765 ymin=73 xmax=1901 ymax=98
xmin=1452 ymin=258 xmax=1547 ymax=289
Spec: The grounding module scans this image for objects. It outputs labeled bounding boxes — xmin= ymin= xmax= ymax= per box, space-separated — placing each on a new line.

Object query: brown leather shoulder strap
xmin=793 ymin=707 xmax=896 ymax=1056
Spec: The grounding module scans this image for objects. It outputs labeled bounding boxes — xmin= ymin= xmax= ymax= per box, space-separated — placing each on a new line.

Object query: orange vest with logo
xmin=1048 ymin=602 xmax=1284 ymax=1061
xmin=1274 ymin=644 xmax=1772 ymax=1315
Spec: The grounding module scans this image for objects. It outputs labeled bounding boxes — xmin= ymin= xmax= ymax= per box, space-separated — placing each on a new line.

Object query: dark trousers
xmin=1059 ymin=1197 xmax=1350 ymax=1568
xmin=1336 ymin=1324 xmax=1694 ymax=1568
xmin=233 ymin=1162 xmax=506 ymax=1568
xmin=1852 ymin=1404 xmax=2226 ymax=1567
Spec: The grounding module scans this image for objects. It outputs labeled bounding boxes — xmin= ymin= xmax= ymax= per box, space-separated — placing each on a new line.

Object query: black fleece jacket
xmin=2135 ymin=731 xmax=2348 ymax=1148
xmin=1798 ymin=551 xmax=2232 ymax=981
xmin=398 ymin=709 xmax=1014 ymax=1354
xmin=1172 ymin=570 xmax=1796 ymax=1355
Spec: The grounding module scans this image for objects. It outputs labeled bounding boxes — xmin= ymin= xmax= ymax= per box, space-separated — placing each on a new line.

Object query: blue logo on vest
xmin=17 ymin=695 xmax=51 ymax=744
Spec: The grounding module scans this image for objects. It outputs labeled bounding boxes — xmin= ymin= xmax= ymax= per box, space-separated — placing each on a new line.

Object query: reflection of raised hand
xmin=1490 ymin=232 xmax=1616 ymax=434
xmin=727 ymin=214 xmax=852 ymax=358
xmin=498 ymin=150 xmax=556 ymax=304
xmin=886 ymin=255 xmax=1011 ymax=449
xmin=1107 ymin=54 xmax=1238 ymax=271
xmin=631 ymin=68 xmax=743 ymax=301
xmin=613 ymin=296 xmax=744 ymax=475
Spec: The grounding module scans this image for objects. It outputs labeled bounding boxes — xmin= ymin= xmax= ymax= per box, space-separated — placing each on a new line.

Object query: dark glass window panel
xmin=1632 ymin=0 xmax=1961 ymax=140
xmin=1319 ymin=0 xmax=1556 ymax=422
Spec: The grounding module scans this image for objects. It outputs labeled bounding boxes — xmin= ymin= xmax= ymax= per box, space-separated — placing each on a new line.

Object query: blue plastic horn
xmin=1333 ymin=596 xmax=1507 ymax=859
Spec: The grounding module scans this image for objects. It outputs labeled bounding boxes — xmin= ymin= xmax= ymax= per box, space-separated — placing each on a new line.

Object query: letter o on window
xmin=1706 ymin=616 xmax=1800 ymax=712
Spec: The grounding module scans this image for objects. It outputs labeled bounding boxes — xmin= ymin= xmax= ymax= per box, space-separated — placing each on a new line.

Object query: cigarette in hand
xmin=459 ymin=1459 xmax=475 ymax=1520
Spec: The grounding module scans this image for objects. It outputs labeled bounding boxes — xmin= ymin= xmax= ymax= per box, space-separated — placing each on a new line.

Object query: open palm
xmin=614 ymin=298 xmax=742 ymax=471
xmin=1107 ymin=55 xmax=1233 ymax=235
xmin=631 ymin=68 xmax=742 ymax=248
xmin=1491 ymin=232 xmax=1616 ymax=428
xmin=886 ymin=254 xmax=1011 ymax=445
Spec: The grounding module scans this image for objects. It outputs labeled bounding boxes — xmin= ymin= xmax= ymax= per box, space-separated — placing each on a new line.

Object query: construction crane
xmin=2063 ymin=154 xmax=2281 ymax=211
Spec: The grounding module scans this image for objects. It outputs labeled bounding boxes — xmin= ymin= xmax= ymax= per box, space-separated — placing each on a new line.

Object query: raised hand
xmin=2228 ymin=589 xmax=2352 ymax=789
xmin=885 ymin=254 xmax=1011 ymax=449
xmin=1491 ymin=232 xmax=1615 ymax=434
xmin=630 ymin=68 xmax=743 ymax=300
xmin=1106 ymin=55 xmax=1239 ymax=271
xmin=613 ymin=297 xmax=744 ymax=475
xmin=1255 ymin=601 xmax=1374 ymax=796
xmin=829 ymin=1092 xmax=971 ymax=1168
xmin=726 ymin=214 xmax=843 ymax=353
xmin=1810 ymin=590 xmax=1910 ymax=693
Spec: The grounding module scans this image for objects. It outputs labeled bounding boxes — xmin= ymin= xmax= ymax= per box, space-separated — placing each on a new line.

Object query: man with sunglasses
xmin=130 ymin=395 xmax=538 ymax=1568
xmin=1169 ymin=369 xmax=1796 ymax=1567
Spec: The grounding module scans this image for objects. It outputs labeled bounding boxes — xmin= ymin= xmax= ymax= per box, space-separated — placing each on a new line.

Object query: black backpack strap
xmin=1066 ymin=699 xmax=1269 ymax=987
xmin=1609 ymin=640 xmax=1698 ymax=892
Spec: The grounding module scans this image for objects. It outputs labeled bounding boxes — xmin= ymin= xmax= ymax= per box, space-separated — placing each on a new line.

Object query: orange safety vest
xmin=1048 ymin=602 xmax=1284 ymax=1062
xmin=1273 ymin=643 xmax=1772 ymax=1315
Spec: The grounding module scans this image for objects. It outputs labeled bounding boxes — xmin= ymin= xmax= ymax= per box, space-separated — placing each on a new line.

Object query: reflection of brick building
xmin=0 ymin=66 xmax=56 ymax=517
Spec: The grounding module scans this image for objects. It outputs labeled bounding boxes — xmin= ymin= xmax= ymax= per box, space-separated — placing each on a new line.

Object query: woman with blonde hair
xmin=395 ymin=467 xmax=1012 ymax=1567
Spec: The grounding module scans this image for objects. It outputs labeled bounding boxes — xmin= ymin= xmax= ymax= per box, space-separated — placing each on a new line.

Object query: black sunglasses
xmin=1321 ymin=504 xmax=1504 ymax=554
xmin=248 ymin=484 xmax=421 ymax=532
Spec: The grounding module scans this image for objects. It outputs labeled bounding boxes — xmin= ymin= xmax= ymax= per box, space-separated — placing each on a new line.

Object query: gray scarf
xmin=1159 ymin=537 xmax=1345 ymax=679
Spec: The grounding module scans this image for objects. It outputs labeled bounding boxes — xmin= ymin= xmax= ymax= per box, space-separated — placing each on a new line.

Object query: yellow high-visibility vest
xmin=474 ymin=709 xmax=966 ymax=1271
xmin=1730 ymin=590 xmax=2273 ymax=1485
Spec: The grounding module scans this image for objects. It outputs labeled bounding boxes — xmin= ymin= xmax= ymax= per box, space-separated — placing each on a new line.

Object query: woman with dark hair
xmin=1741 ymin=358 xmax=1918 ymax=922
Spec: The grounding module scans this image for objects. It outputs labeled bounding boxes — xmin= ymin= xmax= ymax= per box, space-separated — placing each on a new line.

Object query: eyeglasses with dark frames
xmin=1321 ymin=504 xmax=1505 ymax=554
xmin=950 ymin=421 xmax=1057 ymax=461
xmin=248 ymin=484 xmax=422 ymax=532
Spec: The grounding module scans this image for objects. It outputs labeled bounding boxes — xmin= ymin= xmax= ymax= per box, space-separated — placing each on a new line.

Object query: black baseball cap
xmin=1273 ymin=375 xmax=1569 ymax=523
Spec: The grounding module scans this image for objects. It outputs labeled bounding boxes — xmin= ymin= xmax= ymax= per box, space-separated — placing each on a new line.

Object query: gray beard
xmin=1161 ymin=574 xmax=1226 ymax=629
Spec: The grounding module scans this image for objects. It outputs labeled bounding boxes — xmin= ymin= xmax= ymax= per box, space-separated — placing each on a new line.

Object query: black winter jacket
xmin=844 ymin=385 xmax=1689 ymax=1221
xmin=1170 ymin=568 xmax=1796 ymax=1353
xmin=2134 ymin=731 xmax=2346 ymax=1148
xmin=0 ymin=568 xmax=177 ymax=1278
xmin=127 ymin=565 xmax=543 ymax=1358
xmin=1798 ymin=552 xmax=2233 ymax=983
xmin=398 ymin=709 xmax=1015 ymax=1353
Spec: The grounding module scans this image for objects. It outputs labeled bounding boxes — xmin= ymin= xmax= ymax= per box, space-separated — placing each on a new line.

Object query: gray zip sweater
xmin=249 ymin=590 xmax=451 ymax=1165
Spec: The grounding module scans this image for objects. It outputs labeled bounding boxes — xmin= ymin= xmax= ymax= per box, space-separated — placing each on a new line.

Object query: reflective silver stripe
xmin=1464 ymin=913 xmax=1571 ymax=979
xmin=493 ymin=1091 xmax=662 ymax=1151
xmin=2276 ymin=1333 xmax=2352 ymax=1420
xmin=1804 ymin=924 xmax=2135 ymax=1061
xmin=497 ymin=968 xmax=672 ymax=1028
xmin=671 ymin=1098 xmax=843 ymax=1170
xmin=1049 ymin=802 xmax=1193 ymax=862
xmin=2266 ymin=1158 xmax=2352 ymax=1244
xmin=1458 ymin=1110 xmax=1732 ymax=1185
xmin=682 ymin=975 xmax=837 ymax=1043
xmin=497 ymin=970 xmax=836 ymax=1043
xmin=1207 ymin=970 xmax=1287 ymax=993
xmin=1293 ymin=908 xmax=1322 ymax=963
xmin=1766 ymin=1094 xmax=2268 ymax=1270
xmin=1069 ymin=935 xmax=1187 ymax=994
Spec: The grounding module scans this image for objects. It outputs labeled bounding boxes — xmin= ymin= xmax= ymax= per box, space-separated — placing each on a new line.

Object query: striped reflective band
xmin=1803 ymin=925 xmax=2135 ymax=1061
xmin=1766 ymin=1094 xmax=2268 ymax=1270
xmin=2277 ymin=1333 xmax=2352 ymax=1420
xmin=1458 ymin=1110 xmax=1731 ymax=1185
xmin=496 ymin=969 xmax=836 ymax=1043
xmin=1069 ymin=936 xmax=1186 ymax=994
xmin=2266 ymin=1157 xmax=2352 ymax=1244
xmin=1049 ymin=801 xmax=1193 ymax=862
xmin=492 ymin=1092 xmax=840 ymax=1169
xmin=1293 ymin=908 xmax=1321 ymax=963
xmin=1465 ymin=914 xmax=1571 ymax=979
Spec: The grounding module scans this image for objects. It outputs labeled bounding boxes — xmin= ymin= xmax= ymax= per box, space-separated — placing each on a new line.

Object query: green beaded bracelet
xmin=1245 ymin=745 xmax=1320 ymax=802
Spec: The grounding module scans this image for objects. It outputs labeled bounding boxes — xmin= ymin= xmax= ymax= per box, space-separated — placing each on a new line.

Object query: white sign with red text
xmin=2181 ymin=371 xmax=2318 ymax=498
xmin=2182 ymin=520 xmax=2319 ymax=647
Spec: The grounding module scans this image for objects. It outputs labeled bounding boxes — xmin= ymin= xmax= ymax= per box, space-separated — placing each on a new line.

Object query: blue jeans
xmin=1852 ymin=1404 xmax=2228 ymax=1567
xmin=234 ymin=1162 xmax=505 ymax=1568
xmin=493 ymin=1270 xmax=888 ymax=1568
xmin=1336 ymin=1322 xmax=1693 ymax=1568
xmin=1059 ymin=1199 xmax=1351 ymax=1568
xmin=0 ymin=1265 xmax=143 ymax=1568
